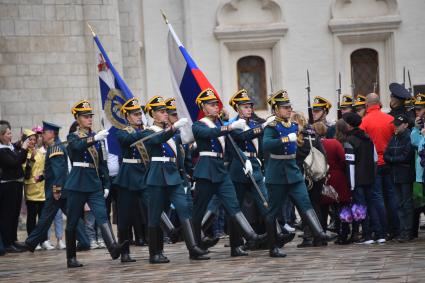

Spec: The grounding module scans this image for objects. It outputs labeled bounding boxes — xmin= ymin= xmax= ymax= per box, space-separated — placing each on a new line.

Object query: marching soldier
xmin=388 ymin=82 xmax=415 ymax=128
xmin=164 ymin=98 xmax=221 ymax=249
xmin=143 ymin=96 xmax=208 ymax=263
xmin=340 ymin=95 xmax=354 ymax=116
xmin=263 ymin=90 xmax=327 ymax=257
xmin=353 ymin=95 xmax=367 ymax=118
xmin=228 ymin=89 xmax=292 ymax=256
xmin=164 ymin=97 xmax=193 ymax=198
xmin=64 ymin=100 xmax=123 ymax=268
xmin=191 ymin=88 xmax=265 ymax=258
xmin=113 ymin=98 xmax=150 ymax=263
xmin=312 ymin=96 xmax=334 ymax=138
xmin=24 ymin=122 xmax=89 ymax=252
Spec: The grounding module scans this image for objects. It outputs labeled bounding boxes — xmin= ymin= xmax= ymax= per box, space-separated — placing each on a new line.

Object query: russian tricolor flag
xmin=90 ymin=27 xmax=147 ymax=160
xmin=166 ymin=18 xmax=223 ymax=143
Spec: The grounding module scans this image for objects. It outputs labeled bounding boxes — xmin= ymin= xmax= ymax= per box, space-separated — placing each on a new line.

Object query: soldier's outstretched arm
xmin=115 ymin=129 xmax=150 ymax=146
xmin=66 ymin=133 xmax=96 ymax=151
xmin=263 ymin=126 xmax=288 ymax=151
xmin=231 ymin=126 xmax=263 ymax=142
xmin=192 ymin=121 xmax=230 ymax=139
xmin=143 ymin=128 xmax=176 ymax=146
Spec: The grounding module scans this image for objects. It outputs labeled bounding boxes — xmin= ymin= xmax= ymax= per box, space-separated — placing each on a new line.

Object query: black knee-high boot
xmin=66 ymin=230 xmax=83 ymax=268
xmin=160 ymin=212 xmax=180 ymax=243
xmin=99 ymin=222 xmax=124 ymax=260
xmin=266 ymin=219 xmax=286 ymax=258
xmin=118 ymin=229 xmax=136 ymax=263
xmin=148 ymin=227 xmax=169 ymax=264
xmin=180 ymin=219 xmax=209 ymax=260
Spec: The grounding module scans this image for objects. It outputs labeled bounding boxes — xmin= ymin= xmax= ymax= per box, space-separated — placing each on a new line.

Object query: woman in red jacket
xmin=321 ymin=120 xmax=352 ymax=244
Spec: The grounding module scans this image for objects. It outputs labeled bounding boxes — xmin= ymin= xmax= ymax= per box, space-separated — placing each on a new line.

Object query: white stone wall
xmin=1 ymin=0 xmax=425 ymax=139
xmin=0 ymin=0 xmax=123 ymax=138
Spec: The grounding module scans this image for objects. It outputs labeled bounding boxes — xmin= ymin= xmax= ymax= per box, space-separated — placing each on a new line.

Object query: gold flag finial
xmin=160 ymin=9 xmax=169 ymax=24
xmin=87 ymin=23 xmax=96 ymax=37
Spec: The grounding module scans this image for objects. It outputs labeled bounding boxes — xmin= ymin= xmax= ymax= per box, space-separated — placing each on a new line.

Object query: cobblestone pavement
xmin=1 ymin=234 xmax=425 ymax=282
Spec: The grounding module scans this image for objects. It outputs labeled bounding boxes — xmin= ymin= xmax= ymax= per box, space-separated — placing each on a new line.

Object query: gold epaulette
xmin=268 ymin=120 xmax=277 ymax=127
xmin=253 ymin=127 xmax=262 ymax=135
xmin=281 ymin=137 xmax=290 ymax=143
xmin=220 ymin=125 xmax=230 ymax=132
xmin=49 ymin=146 xmax=64 ymax=158
xmin=124 ymin=126 xmax=136 ymax=133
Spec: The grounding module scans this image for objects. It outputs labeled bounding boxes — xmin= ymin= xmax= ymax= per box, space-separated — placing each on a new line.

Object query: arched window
xmin=237 ymin=56 xmax=267 ymax=110
xmin=350 ymin=48 xmax=379 ymax=96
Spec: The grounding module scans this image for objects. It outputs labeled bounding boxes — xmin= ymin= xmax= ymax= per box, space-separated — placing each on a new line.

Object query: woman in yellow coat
xmin=22 ymin=129 xmax=48 ymax=248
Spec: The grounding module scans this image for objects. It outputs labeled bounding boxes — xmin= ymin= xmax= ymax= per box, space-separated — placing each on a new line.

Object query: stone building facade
xmin=1 ymin=0 xmax=424 ymax=136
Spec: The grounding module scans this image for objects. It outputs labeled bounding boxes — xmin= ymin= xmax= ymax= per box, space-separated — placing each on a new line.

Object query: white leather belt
xmin=151 ymin=157 xmax=176 ymax=162
xmin=73 ymin=162 xmax=95 ymax=168
xmin=122 ymin=158 xmax=142 ymax=164
xmin=243 ymin=152 xmax=257 ymax=158
xmin=270 ymin=154 xmax=296 ymax=160
xmin=199 ymin=151 xmax=223 ymax=158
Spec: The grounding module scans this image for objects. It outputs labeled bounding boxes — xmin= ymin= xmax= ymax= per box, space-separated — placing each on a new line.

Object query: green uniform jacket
xmin=114 ymin=127 xmax=150 ymax=191
xmin=263 ymin=121 xmax=304 ymax=185
xmin=64 ymin=130 xmax=110 ymax=192
xmin=192 ymin=119 xmax=247 ymax=183
xmin=144 ymin=126 xmax=182 ymax=187
xmin=229 ymin=121 xmax=264 ymax=183
xmin=44 ymin=138 xmax=68 ymax=199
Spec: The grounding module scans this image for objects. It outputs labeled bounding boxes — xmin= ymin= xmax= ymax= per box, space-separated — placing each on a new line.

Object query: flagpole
xmin=160 ymin=9 xmax=169 ymax=24
xmin=87 ymin=23 xmax=96 ymax=37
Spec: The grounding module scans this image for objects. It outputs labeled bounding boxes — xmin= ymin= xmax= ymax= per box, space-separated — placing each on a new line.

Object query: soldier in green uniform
xmin=263 ymin=90 xmax=327 ymax=258
xmin=64 ymin=100 xmax=123 ymax=268
xmin=114 ymin=97 xmax=180 ymax=262
xmin=340 ymin=95 xmax=354 ymax=116
xmin=191 ymin=88 xmax=265 ymax=258
xmin=312 ymin=96 xmax=334 ymax=138
xmin=228 ymin=89 xmax=292 ymax=256
xmin=113 ymin=98 xmax=150 ymax=263
xmin=144 ymin=96 xmax=208 ymax=263
xmin=353 ymin=95 xmax=367 ymax=118
xmin=23 ymin=121 xmax=89 ymax=252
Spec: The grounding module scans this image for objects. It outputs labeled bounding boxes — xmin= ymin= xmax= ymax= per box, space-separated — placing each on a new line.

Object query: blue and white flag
xmin=91 ymin=30 xmax=147 ymax=160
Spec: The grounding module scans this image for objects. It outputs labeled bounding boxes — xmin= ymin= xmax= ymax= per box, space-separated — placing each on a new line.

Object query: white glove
xmin=103 ymin=189 xmax=109 ymax=199
xmin=262 ymin=116 xmax=275 ymax=128
xmin=94 ymin=129 xmax=109 ymax=141
xmin=287 ymin=133 xmax=297 ymax=142
xmin=243 ymin=159 xmax=253 ymax=176
xmin=174 ymin=118 xmax=188 ymax=129
xmin=230 ymin=119 xmax=246 ymax=131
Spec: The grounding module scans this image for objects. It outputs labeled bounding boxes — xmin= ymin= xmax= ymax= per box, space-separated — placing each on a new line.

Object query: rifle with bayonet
xmin=306 ymin=70 xmax=314 ymax=124
xmin=373 ymin=66 xmax=379 ymax=94
xmin=337 ymin=72 xmax=342 ymax=119
xmin=351 ymin=66 xmax=356 ymax=107
xmin=403 ymin=66 xmax=406 ymax=88
xmin=408 ymin=70 xmax=413 ymax=95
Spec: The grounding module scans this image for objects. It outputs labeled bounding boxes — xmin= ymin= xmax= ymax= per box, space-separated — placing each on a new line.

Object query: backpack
xmin=303 ymin=135 xmax=329 ymax=182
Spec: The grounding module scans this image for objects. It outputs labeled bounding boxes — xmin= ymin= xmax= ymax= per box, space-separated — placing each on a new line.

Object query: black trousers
xmin=26 ymin=200 xmax=45 ymax=236
xmin=0 ymin=182 xmax=23 ymax=246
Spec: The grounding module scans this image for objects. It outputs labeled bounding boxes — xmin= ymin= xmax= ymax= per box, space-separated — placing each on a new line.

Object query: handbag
xmin=303 ymin=135 xmax=329 ymax=182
